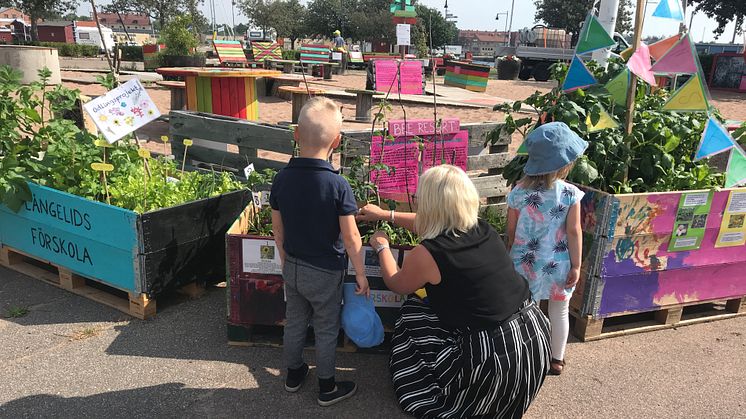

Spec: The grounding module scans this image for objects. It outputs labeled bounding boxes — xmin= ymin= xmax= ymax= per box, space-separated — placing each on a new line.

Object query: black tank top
xmin=421 ymin=219 xmax=530 ymax=329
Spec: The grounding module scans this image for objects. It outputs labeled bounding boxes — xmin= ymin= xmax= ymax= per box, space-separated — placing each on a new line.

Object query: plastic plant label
xmin=244 ymin=163 xmax=255 ymax=178
xmin=183 ymin=139 xmax=193 ymax=146
xmin=91 ymin=162 xmax=114 ymax=172
xmin=138 ymin=149 xmax=151 ymax=159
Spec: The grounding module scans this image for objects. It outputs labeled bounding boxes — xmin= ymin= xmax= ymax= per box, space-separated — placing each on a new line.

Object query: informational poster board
xmin=715 ymin=189 xmax=746 ymax=247
xmin=84 ymin=79 xmax=161 ymax=143
xmin=396 ymin=24 xmax=411 ymax=46
xmin=374 ymin=59 xmax=423 ymax=94
xmin=668 ymin=191 xmax=713 ymax=251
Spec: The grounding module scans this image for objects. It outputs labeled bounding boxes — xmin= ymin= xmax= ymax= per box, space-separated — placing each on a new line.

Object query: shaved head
xmin=296 ymin=97 xmax=343 ymax=151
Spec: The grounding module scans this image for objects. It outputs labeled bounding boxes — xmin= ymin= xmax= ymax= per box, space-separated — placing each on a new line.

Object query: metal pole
xmin=508 ymin=0 xmax=515 ymax=42
xmin=592 ymin=0 xmax=621 ymax=67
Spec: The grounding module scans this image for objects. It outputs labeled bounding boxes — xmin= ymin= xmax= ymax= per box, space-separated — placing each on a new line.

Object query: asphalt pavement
xmin=1 ymin=266 xmax=744 ymax=418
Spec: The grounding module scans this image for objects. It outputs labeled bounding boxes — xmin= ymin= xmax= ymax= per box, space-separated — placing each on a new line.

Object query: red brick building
xmin=37 ymin=21 xmax=74 ymax=43
xmin=0 ymin=7 xmax=29 ymax=23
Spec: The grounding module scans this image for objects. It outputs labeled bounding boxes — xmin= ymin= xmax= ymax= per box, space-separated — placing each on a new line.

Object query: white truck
xmin=496 ymin=24 xmax=630 ymax=82
xmin=74 ymin=24 xmax=115 ymax=53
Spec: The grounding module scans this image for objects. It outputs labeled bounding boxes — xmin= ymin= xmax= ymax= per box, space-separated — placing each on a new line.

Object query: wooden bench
xmin=268 ymin=75 xmax=304 ymax=99
xmin=156 ymin=80 xmax=186 ymax=111
xmin=268 ymin=59 xmax=300 ymax=74
xmin=278 ymin=86 xmax=326 ymax=124
xmin=344 ymin=89 xmax=384 ymax=122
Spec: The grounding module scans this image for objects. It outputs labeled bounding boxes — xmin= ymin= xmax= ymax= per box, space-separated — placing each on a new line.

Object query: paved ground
xmin=1 ymin=267 xmax=744 ymax=418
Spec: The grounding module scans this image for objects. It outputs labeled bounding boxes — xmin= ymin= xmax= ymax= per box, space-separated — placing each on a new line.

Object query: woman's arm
xmin=565 ymin=202 xmax=582 ymax=288
xmin=506 ymin=207 xmax=519 ymax=252
xmin=271 ymin=210 xmax=286 ymax=266
xmin=369 ymin=232 xmax=440 ymax=295
xmin=357 ymin=204 xmax=417 ymax=233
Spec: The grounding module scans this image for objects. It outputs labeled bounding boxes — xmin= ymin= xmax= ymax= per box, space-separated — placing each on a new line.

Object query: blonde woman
xmin=358 ymin=165 xmax=551 ymax=418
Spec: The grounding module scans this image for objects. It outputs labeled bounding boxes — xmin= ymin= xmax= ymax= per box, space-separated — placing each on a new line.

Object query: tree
xmin=269 ymin=0 xmax=307 ymax=49
xmin=534 ymin=0 xmax=633 ymax=42
xmin=304 ymin=0 xmax=351 ymax=39
xmin=348 ymin=0 xmax=393 ymax=43
xmin=13 ymin=0 xmax=78 ymax=41
xmin=415 ymin=4 xmax=458 ymax=49
xmin=234 ymin=22 xmax=249 ymax=36
xmin=688 ymin=0 xmax=745 ymax=42
xmin=63 ymin=12 xmax=91 ymax=21
xmin=238 ymin=0 xmax=275 ymax=34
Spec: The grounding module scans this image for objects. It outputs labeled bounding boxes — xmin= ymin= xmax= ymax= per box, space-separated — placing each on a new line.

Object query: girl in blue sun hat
xmin=506 ymin=121 xmax=588 ymax=376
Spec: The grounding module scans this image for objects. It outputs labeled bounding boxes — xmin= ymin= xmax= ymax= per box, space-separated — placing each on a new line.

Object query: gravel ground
xmin=1 ymin=266 xmax=744 ymax=418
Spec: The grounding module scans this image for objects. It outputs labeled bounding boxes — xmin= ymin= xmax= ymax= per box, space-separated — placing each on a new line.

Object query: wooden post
xmin=624 ymin=0 xmax=646 ymax=136
xmin=355 ymin=92 xmax=374 ymax=122
xmin=89 ymin=0 xmax=116 ymax=83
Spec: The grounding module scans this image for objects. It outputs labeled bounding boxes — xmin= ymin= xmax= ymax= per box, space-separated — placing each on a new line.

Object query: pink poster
xmin=374 ymin=60 xmax=423 ymax=95
xmin=370 ymin=136 xmax=419 ymax=201
xmin=388 ymin=118 xmax=460 ymax=137
xmin=422 ymin=131 xmax=469 ymax=171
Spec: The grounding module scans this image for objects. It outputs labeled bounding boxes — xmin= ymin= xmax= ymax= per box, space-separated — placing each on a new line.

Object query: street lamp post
xmin=496 ymin=12 xmax=509 ymax=45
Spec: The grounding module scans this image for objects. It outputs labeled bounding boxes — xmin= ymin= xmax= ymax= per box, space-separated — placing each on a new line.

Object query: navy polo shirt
xmin=270 ymin=157 xmax=358 ymax=270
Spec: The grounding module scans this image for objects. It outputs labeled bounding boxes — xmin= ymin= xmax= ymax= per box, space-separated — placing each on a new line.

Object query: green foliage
xmin=479 ymin=206 xmax=507 ymax=235
xmin=492 ymin=59 xmax=724 ymax=194
xmin=689 ymin=0 xmax=745 ymax=40
xmin=534 ymin=0 xmax=633 ymax=39
xmin=159 ymin=14 xmax=200 ymax=56
xmin=282 ymin=49 xmax=300 ymax=60
xmin=414 ymin=5 xmax=458 ymax=49
xmin=4 ymin=306 xmax=29 ymax=318
xmin=39 ymin=42 xmax=100 ymax=57
xmin=0 ymin=65 xmax=245 ymax=214
xmin=118 ymin=45 xmax=144 ymax=61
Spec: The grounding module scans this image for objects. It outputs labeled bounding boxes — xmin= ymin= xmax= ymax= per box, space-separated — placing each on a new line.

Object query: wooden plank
xmin=470 ymin=174 xmax=509 ymax=198
xmin=176 ymin=144 xmax=287 ymax=173
xmin=169 ymin=111 xmax=296 ymax=155
xmin=467 ymin=152 xmax=511 ymax=171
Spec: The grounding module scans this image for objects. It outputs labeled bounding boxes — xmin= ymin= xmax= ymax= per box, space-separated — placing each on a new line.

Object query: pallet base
xmin=227 ymin=323 xmax=393 ymax=354
xmin=571 ymin=297 xmax=746 ymax=341
xmin=1 ymin=245 xmax=158 ymax=319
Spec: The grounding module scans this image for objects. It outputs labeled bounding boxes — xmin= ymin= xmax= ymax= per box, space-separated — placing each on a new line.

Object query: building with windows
xmin=96 ymin=12 xmax=153 ymax=44
xmin=37 ymin=21 xmax=75 ymax=43
xmin=0 ymin=7 xmax=29 ymax=23
xmin=458 ymin=30 xmax=511 ymax=56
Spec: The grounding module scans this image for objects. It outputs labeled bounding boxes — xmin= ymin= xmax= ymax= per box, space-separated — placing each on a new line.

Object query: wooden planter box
xmin=226 ymin=206 xmax=411 ymax=344
xmin=571 ymin=185 xmax=746 ymax=340
xmin=0 ymin=182 xmax=249 ymax=318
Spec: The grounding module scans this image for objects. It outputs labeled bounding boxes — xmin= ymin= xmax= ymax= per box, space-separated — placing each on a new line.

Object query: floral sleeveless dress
xmin=507 ymin=179 xmax=584 ymax=302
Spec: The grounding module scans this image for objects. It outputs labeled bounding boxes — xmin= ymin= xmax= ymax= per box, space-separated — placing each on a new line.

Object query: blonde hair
xmin=415 ymin=165 xmax=480 ymax=240
xmin=296 ymin=97 xmax=343 ymax=150
xmin=519 ymin=162 xmax=574 ymax=190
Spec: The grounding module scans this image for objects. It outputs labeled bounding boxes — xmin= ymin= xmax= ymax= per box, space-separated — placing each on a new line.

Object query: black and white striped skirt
xmin=390 ymin=298 xmax=551 ymax=418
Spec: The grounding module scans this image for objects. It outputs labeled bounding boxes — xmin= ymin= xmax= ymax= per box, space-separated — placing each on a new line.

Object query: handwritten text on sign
xmin=83 ymin=78 xmax=161 ymax=144
xmin=389 ymin=118 xmax=460 ymax=137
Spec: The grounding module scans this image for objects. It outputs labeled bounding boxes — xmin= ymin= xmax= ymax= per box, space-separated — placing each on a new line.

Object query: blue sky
xmin=78 ymin=0 xmax=743 ymax=43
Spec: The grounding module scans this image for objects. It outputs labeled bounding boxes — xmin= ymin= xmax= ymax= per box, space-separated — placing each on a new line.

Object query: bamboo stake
xmin=89 ymin=0 xmax=117 ymax=84
xmin=624 ymin=0 xmax=646 ymax=136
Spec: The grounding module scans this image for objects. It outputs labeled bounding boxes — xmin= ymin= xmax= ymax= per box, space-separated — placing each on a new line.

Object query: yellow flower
xmin=98 ymin=115 xmax=108 ymax=122
xmin=148 ymin=109 xmax=155 ymax=116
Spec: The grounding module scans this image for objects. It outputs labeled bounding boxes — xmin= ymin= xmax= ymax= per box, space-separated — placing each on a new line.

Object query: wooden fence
xmin=169 ymin=110 xmax=511 ymax=207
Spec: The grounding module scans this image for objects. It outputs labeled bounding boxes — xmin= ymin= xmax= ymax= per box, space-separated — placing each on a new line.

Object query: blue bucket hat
xmin=523 ymin=122 xmax=588 ymax=176
xmin=341 ymin=283 xmax=384 ymax=348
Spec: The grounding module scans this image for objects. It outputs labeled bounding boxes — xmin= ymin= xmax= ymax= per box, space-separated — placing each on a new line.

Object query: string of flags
xmin=535 ymin=8 xmax=746 ymax=187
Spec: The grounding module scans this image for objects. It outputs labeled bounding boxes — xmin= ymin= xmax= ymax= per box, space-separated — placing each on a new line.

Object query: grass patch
xmin=4 ymin=306 xmax=29 ymax=318
xmin=71 ymin=327 xmax=101 ymax=341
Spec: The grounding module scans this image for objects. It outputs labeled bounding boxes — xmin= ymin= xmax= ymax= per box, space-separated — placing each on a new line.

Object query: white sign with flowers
xmin=83 ymin=78 xmax=161 ymax=143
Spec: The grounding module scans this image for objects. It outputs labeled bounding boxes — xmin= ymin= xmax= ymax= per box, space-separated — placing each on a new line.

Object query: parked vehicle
xmin=74 ymin=25 xmax=115 ymax=53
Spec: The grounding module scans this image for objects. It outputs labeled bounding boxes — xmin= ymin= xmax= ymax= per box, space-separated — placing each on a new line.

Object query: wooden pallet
xmin=0 ymin=245 xmax=166 ymax=320
xmin=227 ymin=323 xmax=393 ymax=354
xmin=571 ymin=296 xmax=746 ymax=342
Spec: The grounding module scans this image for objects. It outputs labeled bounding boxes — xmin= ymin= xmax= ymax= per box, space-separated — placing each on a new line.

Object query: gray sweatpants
xmin=282 ymin=255 xmax=344 ymax=379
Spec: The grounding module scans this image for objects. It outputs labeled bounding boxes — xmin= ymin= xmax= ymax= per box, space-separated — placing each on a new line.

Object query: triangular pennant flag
xmin=651 ymin=35 xmax=697 ymax=74
xmin=626 ymin=43 xmax=657 ymax=86
xmin=605 ymin=69 xmax=631 ymax=106
xmin=575 ymin=14 xmax=616 ymax=55
xmin=662 ymin=73 xmax=709 ymax=111
xmin=652 ymin=0 xmax=684 ymax=21
xmin=563 ymin=55 xmax=598 ymax=92
xmin=517 ymin=141 xmax=528 ymax=155
xmin=586 ymin=109 xmax=619 ymax=132
xmin=725 ymin=147 xmax=746 ymax=188
xmin=649 ymin=34 xmax=682 ymax=61
xmin=694 ymin=116 xmax=736 ymax=160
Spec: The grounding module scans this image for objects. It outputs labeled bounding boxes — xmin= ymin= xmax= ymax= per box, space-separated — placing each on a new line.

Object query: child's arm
xmin=506 ymin=207 xmax=519 ymax=252
xmin=339 ymin=215 xmax=370 ymax=297
xmin=271 ymin=210 xmax=286 ymax=266
xmin=566 ymin=202 xmax=582 ymax=288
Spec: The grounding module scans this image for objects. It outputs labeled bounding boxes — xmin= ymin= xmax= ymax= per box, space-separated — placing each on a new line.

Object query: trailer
xmin=74 ymin=24 xmax=115 ymax=53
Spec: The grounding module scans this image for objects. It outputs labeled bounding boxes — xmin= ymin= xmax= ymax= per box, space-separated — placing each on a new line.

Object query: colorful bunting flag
xmin=562 ymin=55 xmax=598 ymax=92
xmin=605 ymin=69 xmax=631 ymax=106
xmin=662 ymin=73 xmax=709 ymax=112
xmin=652 ymin=0 xmax=685 ymax=21
xmin=586 ymin=109 xmax=619 ymax=132
xmin=517 ymin=141 xmax=528 ymax=155
xmin=626 ymin=42 xmax=657 ymax=86
xmin=649 ymin=34 xmax=682 ymax=61
xmin=651 ymin=35 xmax=698 ymax=74
xmin=725 ymin=147 xmax=746 ymax=188
xmin=694 ymin=116 xmax=736 ymax=160
xmin=575 ymin=14 xmax=617 ymax=55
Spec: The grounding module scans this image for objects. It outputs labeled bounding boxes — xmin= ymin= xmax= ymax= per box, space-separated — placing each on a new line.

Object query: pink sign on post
xmin=388 ymin=118 xmax=460 ymax=137
xmin=740 ymin=76 xmax=746 ymax=92
xmin=422 ymin=131 xmax=469 ymax=171
xmin=370 ymin=136 xmax=419 ymax=201
xmin=374 ymin=59 xmax=424 ymax=95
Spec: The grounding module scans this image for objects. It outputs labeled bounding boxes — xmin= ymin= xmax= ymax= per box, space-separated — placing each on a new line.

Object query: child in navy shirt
xmin=270 ymin=97 xmax=369 ymax=406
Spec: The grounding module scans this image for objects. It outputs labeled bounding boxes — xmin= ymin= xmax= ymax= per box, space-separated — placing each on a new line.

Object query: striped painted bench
xmin=213 ymin=40 xmax=248 ymax=66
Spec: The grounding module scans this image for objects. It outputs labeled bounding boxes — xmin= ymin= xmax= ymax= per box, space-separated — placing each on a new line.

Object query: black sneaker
xmin=285 ymin=363 xmax=309 ymax=393
xmin=317 ymin=381 xmax=357 ymax=407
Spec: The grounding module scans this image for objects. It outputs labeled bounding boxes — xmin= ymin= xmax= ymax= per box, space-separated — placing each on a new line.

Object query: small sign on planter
xmin=242 ymin=237 xmax=282 ymax=275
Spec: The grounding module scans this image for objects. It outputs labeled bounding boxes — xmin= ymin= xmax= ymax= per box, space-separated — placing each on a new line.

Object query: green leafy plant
xmin=4 ymin=306 xmax=29 ymax=318
xmin=159 ymin=15 xmax=201 ymax=56
xmin=491 ymin=59 xmax=725 ymax=194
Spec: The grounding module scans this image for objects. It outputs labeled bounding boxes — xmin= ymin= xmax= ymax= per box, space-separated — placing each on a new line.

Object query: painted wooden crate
xmin=444 ymin=60 xmax=491 ymax=93
xmin=0 ymin=182 xmax=250 ymax=318
xmin=571 ymin=185 xmax=746 ymax=321
xmin=225 ymin=206 xmax=411 ymax=341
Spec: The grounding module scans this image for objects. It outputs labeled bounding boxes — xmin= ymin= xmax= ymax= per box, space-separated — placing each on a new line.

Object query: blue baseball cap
xmin=341 ymin=284 xmax=384 ymax=348
xmin=523 ymin=122 xmax=588 ymax=176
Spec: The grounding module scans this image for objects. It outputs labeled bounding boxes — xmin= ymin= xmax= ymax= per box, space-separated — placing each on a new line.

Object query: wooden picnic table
xmin=344 ymin=89 xmax=384 ymax=122
xmin=156 ymin=67 xmax=280 ymax=120
xmin=268 ymin=59 xmax=301 ymax=74
xmin=278 ymin=86 xmax=326 ymax=124
xmin=156 ymin=80 xmax=186 ymax=111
